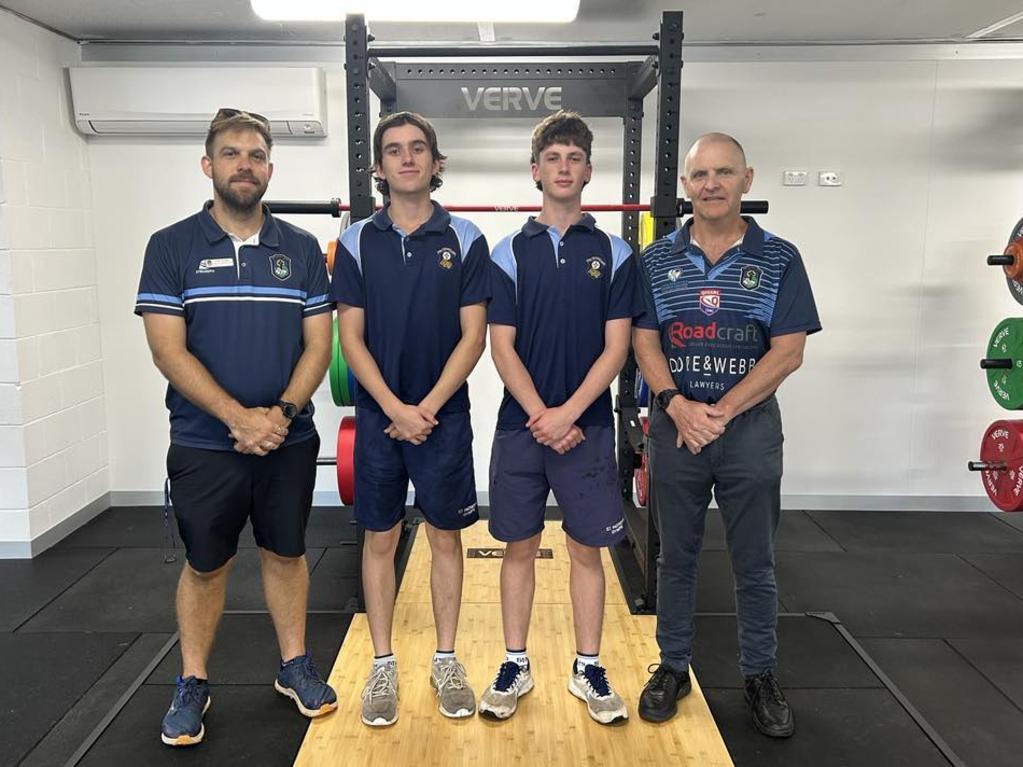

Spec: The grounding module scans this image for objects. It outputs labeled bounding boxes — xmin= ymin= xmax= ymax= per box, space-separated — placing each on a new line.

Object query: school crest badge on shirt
xmin=270 ymin=254 xmax=292 ymax=281
xmin=437 ymin=247 xmax=456 ymax=270
xmin=739 ymin=264 xmax=761 ymax=291
xmin=586 ymin=256 xmax=606 ymax=279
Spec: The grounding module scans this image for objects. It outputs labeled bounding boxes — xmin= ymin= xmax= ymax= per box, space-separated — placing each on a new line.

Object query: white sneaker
xmin=478 ymin=661 xmax=534 ymax=720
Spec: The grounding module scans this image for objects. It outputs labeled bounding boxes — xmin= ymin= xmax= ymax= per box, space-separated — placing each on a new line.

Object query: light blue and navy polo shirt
xmin=634 ymin=216 xmax=821 ymax=404
xmin=135 ymin=202 xmax=333 ymax=450
xmin=331 ymin=202 xmax=491 ymax=415
xmin=489 ymin=214 xmax=641 ymax=430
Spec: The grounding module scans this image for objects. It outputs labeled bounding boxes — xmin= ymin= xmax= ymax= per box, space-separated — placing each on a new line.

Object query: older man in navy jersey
xmin=633 ymin=133 xmax=820 ymax=738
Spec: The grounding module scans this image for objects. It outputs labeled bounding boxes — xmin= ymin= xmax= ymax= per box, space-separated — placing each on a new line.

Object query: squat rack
xmin=281 ymin=11 xmax=686 ymax=613
xmin=355 ymin=10 xmax=683 ymax=614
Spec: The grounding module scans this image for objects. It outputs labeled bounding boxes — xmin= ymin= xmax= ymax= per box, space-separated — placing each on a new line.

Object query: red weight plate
xmin=336 ymin=416 xmax=356 ymax=506
xmin=979 ymin=419 xmax=1023 ymax=511
xmin=634 ymin=416 xmax=649 ymax=506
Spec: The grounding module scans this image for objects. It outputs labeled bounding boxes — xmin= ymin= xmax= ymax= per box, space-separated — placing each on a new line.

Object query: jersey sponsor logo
xmin=699 ymin=288 xmax=721 ymax=316
xmin=437 ymin=247 xmax=456 ymax=270
xmin=739 ymin=264 xmax=762 ymax=291
xmin=586 ymin=256 xmax=606 ymax=279
xmin=667 ymin=320 xmax=760 ymax=349
xmin=667 ymin=267 xmax=684 ymax=282
xmin=196 ymin=257 xmax=234 ymax=274
xmin=668 ymin=353 xmax=758 ymax=377
xmin=270 ymin=254 xmax=292 ymax=281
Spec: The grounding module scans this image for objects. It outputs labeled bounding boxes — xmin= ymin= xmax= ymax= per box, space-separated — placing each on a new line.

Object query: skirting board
xmin=0 ymin=492 xmax=111 ymax=559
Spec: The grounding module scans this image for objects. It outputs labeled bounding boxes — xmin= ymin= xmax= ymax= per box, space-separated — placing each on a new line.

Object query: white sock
xmin=505 ymin=649 xmax=529 ymax=668
xmin=373 ymin=653 xmax=395 ymax=669
xmin=433 ymin=650 xmax=456 ymax=664
xmin=576 ymin=653 xmax=600 ymax=671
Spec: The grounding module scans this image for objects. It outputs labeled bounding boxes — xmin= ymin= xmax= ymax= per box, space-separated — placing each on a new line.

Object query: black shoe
xmin=638 ymin=663 xmax=691 ymax=723
xmin=744 ymin=670 xmax=795 ymax=738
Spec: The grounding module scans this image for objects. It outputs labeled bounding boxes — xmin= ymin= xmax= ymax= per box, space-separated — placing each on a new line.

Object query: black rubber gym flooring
xmin=4 ymin=507 xmax=1023 ymax=766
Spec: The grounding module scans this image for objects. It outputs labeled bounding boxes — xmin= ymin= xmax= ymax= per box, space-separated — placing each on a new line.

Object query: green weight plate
xmin=987 ymin=318 xmax=1023 ymax=409
xmin=329 ymin=317 xmax=343 ymax=406
xmin=337 ymin=346 xmax=352 ymax=407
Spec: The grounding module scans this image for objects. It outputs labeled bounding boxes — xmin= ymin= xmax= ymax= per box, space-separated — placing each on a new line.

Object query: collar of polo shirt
xmin=371 ymin=201 xmax=451 ymax=236
xmin=672 ymin=215 xmax=764 ymax=258
xmin=198 ymin=200 xmax=281 ymax=248
xmin=521 ymin=213 xmax=597 ymax=238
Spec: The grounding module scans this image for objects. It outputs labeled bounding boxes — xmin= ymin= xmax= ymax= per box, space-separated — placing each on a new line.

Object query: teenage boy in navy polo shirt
xmin=479 ymin=111 xmax=639 ymax=725
xmin=136 ymin=109 xmax=337 ymax=747
xmin=633 ymin=133 xmax=820 ymax=738
xmin=332 ymin=112 xmax=490 ymax=726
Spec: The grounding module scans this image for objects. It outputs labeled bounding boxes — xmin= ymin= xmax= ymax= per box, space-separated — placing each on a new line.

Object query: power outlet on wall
xmin=818 ymin=170 xmax=843 ymax=186
xmin=782 ymin=170 xmax=807 ymax=186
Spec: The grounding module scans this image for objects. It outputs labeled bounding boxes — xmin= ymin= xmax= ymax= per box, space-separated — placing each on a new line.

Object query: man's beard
xmin=213 ymin=173 xmax=267 ymax=215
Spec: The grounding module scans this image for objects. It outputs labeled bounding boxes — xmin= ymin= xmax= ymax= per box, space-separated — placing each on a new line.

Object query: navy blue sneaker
xmin=275 ymin=653 xmax=338 ymax=718
xmin=161 ymin=675 xmax=210 ymax=747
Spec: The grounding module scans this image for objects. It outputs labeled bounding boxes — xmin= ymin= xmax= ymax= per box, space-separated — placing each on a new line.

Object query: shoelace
xmin=580 ymin=664 xmax=612 ymax=698
xmin=434 ymin=660 xmax=468 ymax=690
xmin=290 ymin=654 xmax=322 ymax=683
xmin=363 ymin=664 xmax=396 ymax=701
xmin=754 ymin=672 xmax=784 ymax=704
xmin=646 ymin=663 xmax=679 ymax=690
xmin=492 ymin=661 xmax=525 ymax=692
xmin=173 ymin=677 xmax=205 ymax=709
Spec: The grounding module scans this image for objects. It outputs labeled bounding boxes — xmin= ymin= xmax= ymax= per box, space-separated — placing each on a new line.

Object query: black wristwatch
xmin=655 ymin=388 xmax=682 ymax=410
xmin=275 ymin=400 xmax=298 ymax=419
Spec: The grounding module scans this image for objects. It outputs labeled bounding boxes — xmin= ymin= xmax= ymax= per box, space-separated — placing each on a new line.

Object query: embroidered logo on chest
xmin=739 ymin=265 xmax=762 ymax=291
xmin=586 ymin=256 xmax=606 ymax=279
xmin=437 ymin=247 xmax=456 ymax=270
xmin=667 ymin=267 xmax=683 ymax=282
xmin=270 ymin=254 xmax=292 ymax=281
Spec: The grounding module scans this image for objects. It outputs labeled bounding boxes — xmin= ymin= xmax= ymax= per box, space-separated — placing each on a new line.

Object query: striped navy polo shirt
xmin=635 ymin=216 xmax=821 ymax=404
xmin=135 ymin=202 xmax=333 ymax=450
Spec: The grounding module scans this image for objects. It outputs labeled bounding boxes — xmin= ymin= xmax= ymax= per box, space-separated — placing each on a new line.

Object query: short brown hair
xmin=205 ymin=108 xmax=273 ymax=157
xmin=530 ymin=110 xmax=593 ymax=164
xmin=372 ymin=111 xmax=446 ymax=195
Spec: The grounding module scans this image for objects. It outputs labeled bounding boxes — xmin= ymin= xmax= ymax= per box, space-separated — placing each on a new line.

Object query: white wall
xmin=0 ymin=10 xmax=109 ymax=556
xmin=85 ymin=49 xmax=1023 ymax=511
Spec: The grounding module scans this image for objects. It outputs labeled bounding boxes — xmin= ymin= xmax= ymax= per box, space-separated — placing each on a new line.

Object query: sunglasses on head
xmin=213 ymin=107 xmax=270 ymax=127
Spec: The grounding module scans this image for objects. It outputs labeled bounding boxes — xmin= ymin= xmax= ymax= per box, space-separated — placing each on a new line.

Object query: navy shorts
xmin=167 ymin=434 xmax=319 ymax=573
xmin=488 ymin=426 xmax=625 ymax=547
xmin=354 ymin=407 xmax=478 ymax=532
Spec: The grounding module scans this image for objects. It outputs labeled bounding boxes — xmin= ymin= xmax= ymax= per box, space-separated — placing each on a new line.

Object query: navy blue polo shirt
xmin=635 ymin=216 xmax=821 ymax=404
xmin=489 ymin=214 xmax=641 ymax=430
xmin=331 ymin=202 xmax=491 ymax=414
xmin=135 ymin=202 xmax=334 ymax=450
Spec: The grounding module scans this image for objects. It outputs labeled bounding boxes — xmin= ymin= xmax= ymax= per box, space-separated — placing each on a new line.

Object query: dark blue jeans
xmin=647 ymin=395 xmax=783 ymax=678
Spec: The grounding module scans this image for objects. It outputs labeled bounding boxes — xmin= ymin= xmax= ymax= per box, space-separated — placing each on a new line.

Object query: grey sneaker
xmin=568 ymin=661 xmax=628 ymax=725
xmin=361 ymin=661 xmax=398 ymax=727
xmin=431 ymin=658 xmax=476 ymax=718
xmin=478 ymin=661 xmax=534 ymax=720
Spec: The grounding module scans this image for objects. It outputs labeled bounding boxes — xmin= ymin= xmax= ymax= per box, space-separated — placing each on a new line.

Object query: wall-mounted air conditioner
xmin=69 ymin=67 xmax=327 ymax=137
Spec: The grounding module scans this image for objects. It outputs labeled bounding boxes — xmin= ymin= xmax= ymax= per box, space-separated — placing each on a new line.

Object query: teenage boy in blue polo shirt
xmin=633 ymin=133 xmax=820 ymax=738
xmin=479 ymin=111 xmax=639 ymax=725
xmin=136 ymin=109 xmax=337 ymax=746
xmin=332 ymin=111 xmax=490 ymax=726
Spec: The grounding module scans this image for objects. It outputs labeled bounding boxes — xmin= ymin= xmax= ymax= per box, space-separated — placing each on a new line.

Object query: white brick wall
xmin=0 ymin=9 xmax=109 ymax=553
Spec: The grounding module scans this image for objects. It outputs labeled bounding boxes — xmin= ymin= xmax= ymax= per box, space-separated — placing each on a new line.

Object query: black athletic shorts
xmin=167 ymin=434 xmax=320 ymax=572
